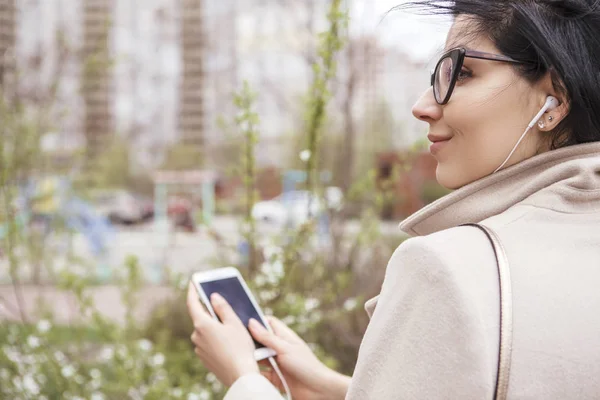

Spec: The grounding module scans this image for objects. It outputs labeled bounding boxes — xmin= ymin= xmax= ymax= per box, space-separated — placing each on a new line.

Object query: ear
xmin=536 ymin=70 xmax=570 ymax=131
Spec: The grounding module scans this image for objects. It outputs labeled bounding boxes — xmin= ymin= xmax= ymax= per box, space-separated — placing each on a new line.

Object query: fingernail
xmin=211 ymin=293 xmax=223 ymax=303
xmin=249 ymin=318 xmax=261 ymax=329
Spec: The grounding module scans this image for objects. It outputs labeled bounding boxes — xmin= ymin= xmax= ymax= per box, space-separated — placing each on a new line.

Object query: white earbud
xmin=527 ymin=95 xmax=559 ymax=128
xmin=494 ymin=95 xmax=560 ymax=173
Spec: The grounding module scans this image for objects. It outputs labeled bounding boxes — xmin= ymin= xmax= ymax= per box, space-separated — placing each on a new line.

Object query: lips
xmin=428 ymin=134 xmax=452 ymax=155
xmin=427 ymin=133 xmax=452 ymax=143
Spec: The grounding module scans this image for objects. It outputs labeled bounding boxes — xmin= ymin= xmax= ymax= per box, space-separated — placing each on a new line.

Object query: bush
xmin=0 ymin=260 xmax=228 ymax=400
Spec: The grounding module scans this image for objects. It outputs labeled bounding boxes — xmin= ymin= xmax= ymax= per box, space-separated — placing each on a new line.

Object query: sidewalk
xmin=0 ymin=284 xmax=180 ymax=325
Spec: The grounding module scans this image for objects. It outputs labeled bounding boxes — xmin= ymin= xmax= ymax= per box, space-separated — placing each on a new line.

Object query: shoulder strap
xmin=463 ymin=223 xmax=513 ymax=400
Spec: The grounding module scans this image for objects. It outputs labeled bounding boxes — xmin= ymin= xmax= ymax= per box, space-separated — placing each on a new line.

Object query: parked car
xmin=91 ymin=190 xmax=146 ymax=225
xmin=134 ymin=194 xmax=155 ymax=222
xmin=252 ymin=187 xmax=343 ymax=227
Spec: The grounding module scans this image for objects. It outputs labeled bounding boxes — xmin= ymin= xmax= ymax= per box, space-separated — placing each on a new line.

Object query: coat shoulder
xmin=352 ymin=226 xmax=502 ymax=399
xmin=389 ymin=224 xmax=499 ymax=282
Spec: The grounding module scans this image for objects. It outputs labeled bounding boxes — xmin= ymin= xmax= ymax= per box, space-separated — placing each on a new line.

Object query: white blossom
xmin=100 ymin=347 xmax=114 ymax=361
xmin=91 ymin=393 xmax=105 ymax=400
xmin=151 ymin=353 xmax=165 ymax=366
xmin=61 ymin=365 xmax=76 ymax=378
xmin=254 ymin=274 xmax=266 ymax=287
xmin=259 ymin=290 xmax=277 ymax=302
xmin=3 ymin=346 xmax=23 ymax=363
xmin=12 ymin=376 xmax=22 ymax=391
xmin=178 ymin=276 xmax=189 ymax=291
xmin=304 ymin=297 xmax=320 ymax=311
xmin=22 ymin=374 xmax=40 ymax=395
xmin=310 ymin=310 xmax=323 ymax=324
xmin=343 ymin=298 xmax=358 ymax=311
xmin=27 ymin=336 xmax=41 ymax=349
xmin=89 ymin=378 xmax=102 ymax=391
xmin=90 ymin=369 xmax=102 ymax=380
xmin=198 ymin=391 xmax=211 ymax=400
xmin=137 ymin=339 xmax=153 ymax=352
xmin=211 ymin=380 xmax=223 ymax=393
xmin=37 ymin=374 xmax=47 ymax=385
xmin=116 ymin=345 xmax=128 ymax=359
xmin=36 ymin=319 xmax=52 ymax=333
xmin=54 ymin=351 xmax=66 ymax=364
xmin=262 ymin=244 xmax=282 ymax=260
xmin=261 ymin=259 xmax=284 ymax=284
xmin=300 ymin=150 xmax=312 ymax=162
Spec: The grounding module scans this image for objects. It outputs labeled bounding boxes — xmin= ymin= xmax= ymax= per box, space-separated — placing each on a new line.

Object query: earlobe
xmin=537 ymin=71 xmax=570 ymax=127
xmin=544 ymin=102 xmax=570 ymax=130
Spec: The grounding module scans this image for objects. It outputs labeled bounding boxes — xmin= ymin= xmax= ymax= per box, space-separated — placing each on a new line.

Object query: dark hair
xmin=394 ymin=0 xmax=600 ymax=149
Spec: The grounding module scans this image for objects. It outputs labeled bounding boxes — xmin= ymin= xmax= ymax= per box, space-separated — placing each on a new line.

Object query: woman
xmin=186 ymin=0 xmax=600 ymax=398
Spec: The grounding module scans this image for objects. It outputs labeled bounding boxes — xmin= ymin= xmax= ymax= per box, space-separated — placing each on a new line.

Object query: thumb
xmin=210 ymin=293 xmax=242 ymax=325
xmin=249 ymin=318 xmax=287 ymax=353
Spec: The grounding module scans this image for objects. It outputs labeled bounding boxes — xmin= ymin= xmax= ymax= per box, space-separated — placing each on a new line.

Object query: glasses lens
xmin=434 ymin=56 xmax=454 ymax=103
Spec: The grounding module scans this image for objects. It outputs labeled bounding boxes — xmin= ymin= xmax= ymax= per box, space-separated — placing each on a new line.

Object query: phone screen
xmin=199 ymin=277 xmax=267 ymax=349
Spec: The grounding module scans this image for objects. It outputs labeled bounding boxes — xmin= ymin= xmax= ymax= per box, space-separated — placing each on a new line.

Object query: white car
xmin=252 ymin=188 xmax=343 ymax=227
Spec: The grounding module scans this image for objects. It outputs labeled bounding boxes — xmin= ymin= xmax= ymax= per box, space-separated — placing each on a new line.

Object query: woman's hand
xmin=250 ymin=316 xmax=351 ymax=400
xmin=186 ymin=283 xmax=259 ymax=387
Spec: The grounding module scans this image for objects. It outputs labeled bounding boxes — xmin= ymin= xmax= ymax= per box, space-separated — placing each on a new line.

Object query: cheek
xmin=436 ymin=98 xmax=520 ymax=187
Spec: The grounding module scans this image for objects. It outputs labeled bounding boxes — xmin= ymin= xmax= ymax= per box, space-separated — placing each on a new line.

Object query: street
xmin=0 ymin=216 xmax=404 ymax=285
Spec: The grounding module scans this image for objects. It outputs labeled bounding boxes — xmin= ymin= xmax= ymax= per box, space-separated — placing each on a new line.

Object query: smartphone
xmin=190 ymin=267 xmax=277 ymax=361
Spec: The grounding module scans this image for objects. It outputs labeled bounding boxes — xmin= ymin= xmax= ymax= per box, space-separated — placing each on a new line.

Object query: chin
xmin=435 ymin=165 xmax=465 ymax=190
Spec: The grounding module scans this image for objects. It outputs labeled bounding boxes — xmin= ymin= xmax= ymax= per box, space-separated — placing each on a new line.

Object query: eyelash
xmin=456 ymin=68 xmax=473 ymax=82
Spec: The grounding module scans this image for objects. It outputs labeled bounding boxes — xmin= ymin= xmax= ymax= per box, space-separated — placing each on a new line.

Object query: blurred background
xmin=0 ymin=0 xmax=452 ymax=398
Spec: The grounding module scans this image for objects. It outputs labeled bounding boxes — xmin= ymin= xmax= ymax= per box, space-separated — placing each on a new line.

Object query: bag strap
xmin=463 ymin=223 xmax=513 ymax=400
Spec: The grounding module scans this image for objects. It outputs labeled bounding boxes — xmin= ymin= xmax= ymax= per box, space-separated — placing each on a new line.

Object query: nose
xmin=412 ymin=87 xmax=442 ymax=124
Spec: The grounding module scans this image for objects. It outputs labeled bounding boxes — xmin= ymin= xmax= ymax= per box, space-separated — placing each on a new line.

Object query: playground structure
xmin=0 ymin=177 xmax=113 ymax=253
xmin=150 ymin=170 xmax=217 ymax=283
xmin=0 ymin=176 xmax=115 ymax=281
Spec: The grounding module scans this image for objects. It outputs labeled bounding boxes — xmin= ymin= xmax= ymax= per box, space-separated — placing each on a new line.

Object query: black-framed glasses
xmin=431 ymin=48 xmax=525 ymax=105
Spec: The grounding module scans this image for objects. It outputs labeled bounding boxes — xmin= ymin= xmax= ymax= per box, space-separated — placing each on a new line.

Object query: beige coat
xmin=225 ymin=142 xmax=600 ymax=399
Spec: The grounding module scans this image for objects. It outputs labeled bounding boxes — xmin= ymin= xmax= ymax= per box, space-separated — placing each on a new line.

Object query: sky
xmin=350 ymin=0 xmax=452 ymax=64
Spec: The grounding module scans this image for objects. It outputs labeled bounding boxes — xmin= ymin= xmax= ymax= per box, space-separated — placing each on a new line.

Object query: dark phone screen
xmin=199 ymin=277 xmax=266 ymax=349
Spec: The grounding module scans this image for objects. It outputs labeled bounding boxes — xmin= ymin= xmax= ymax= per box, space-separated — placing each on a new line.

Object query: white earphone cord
xmin=268 ymin=356 xmax=292 ymax=400
xmin=494 ymin=96 xmax=558 ymax=173
xmin=493 ymin=124 xmax=532 ymax=173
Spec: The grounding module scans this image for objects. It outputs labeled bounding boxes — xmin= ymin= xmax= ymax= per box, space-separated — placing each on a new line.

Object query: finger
xmin=191 ymin=330 xmax=202 ymax=347
xmin=267 ymin=316 xmax=303 ymax=343
xmin=187 ymin=283 xmax=213 ymax=331
xmin=187 ymin=282 xmax=205 ymax=318
xmin=211 ymin=293 xmax=242 ymax=325
xmin=249 ymin=318 xmax=287 ymax=353
xmin=194 ymin=346 xmax=205 ymax=360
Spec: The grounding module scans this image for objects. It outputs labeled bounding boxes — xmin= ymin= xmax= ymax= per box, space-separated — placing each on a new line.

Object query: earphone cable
xmin=494 ymin=125 xmax=532 ymax=173
xmin=268 ymin=356 xmax=292 ymax=400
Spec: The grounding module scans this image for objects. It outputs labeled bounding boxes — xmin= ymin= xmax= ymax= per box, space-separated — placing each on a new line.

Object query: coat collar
xmin=400 ymin=142 xmax=600 ymax=236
